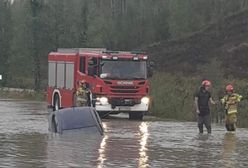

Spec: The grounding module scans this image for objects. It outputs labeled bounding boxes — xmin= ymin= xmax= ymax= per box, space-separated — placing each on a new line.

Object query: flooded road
xmin=0 ymin=100 xmax=248 ymax=168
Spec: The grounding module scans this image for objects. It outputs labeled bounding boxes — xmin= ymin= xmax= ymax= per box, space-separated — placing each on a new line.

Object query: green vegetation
xmin=1 ymin=0 xmax=248 ymax=126
xmin=1 ymin=0 xmax=248 ymax=89
xmin=150 ymin=73 xmax=198 ymax=121
xmin=150 ymin=72 xmax=248 ymax=127
xmin=0 ymin=89 xmax=45 ymax=101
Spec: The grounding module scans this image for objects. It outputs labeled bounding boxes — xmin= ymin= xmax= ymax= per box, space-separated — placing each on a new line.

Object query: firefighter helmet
xmin=202 ymin=80 xmax=211 ymax=87
xmin=79 ymin=80 xmax=86 ymax=85
xmin=226 ymin=84 xmax=234 ymax=92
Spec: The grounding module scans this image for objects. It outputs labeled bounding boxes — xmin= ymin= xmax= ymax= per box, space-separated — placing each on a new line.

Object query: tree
xmin=0 ymin=0 xmax=11 ymax=86
xmin=48 ymin=0 xmax=66 ymax=49
xmin=78 ymin=1 xmax=89 ymax=47
xmin=31 ymin=0 xmax=41 ymax=90
xmin=2 ymin=0 xmax=248 ymax=89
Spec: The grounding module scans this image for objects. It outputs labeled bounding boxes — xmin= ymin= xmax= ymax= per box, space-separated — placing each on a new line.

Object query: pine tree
xmin=0 ymin=0 xmax=11 ymax=86
xmin=29 ymin=0 xmax=43 ymax=90
xmin=78 ymin=1 xmax=89 ymax=47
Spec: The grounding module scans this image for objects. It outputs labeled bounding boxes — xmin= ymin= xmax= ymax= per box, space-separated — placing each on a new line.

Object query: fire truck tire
xmin=129 ymin=111 xmax=144 ymax=120
xmin=50 ymin=113 xmax=58 ymax=133
xmin=53 ymin=94 xmax=60 ymax=111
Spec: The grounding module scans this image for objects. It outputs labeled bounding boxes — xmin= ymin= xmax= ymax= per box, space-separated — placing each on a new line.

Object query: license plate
xmin=119 ymin=107 xmax=131 ymax=111
xmin=124 ymin=99 xmax=132 ymax=103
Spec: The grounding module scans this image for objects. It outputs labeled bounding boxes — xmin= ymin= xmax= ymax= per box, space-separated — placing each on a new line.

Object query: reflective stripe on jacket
xmin=221 ymin=93 xmax=242 ymax=114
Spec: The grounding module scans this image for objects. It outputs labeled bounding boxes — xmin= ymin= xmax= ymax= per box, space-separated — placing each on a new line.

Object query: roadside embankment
xmin=150 ymin=72 xmax=248 ymax=128
xmin=0 ymin=87 xmax=45 ymax=101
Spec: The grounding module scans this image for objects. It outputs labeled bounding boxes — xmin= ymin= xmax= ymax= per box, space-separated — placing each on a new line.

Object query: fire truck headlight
xmin=133 ymin=57 xmax=139 ymax=61
xmin=99 ymin=97 xmax=108 ymax=105
xmin=112 ymin=56 xmax=118 ymax=60
xmin=141 ymin=97 xmax=149 ymax=104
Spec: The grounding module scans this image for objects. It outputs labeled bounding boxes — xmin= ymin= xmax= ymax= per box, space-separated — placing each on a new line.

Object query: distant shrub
xmin=150 ymin=72 xmax=248 ymax=127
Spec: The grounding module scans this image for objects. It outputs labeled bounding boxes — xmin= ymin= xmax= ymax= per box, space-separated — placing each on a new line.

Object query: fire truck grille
xmin=110 ymin=98 xmax=140 ymax=106
xmin=110 ymin=86 xmax=139 ymax=93
xmin=110 ymin=86 xmax=140 ymax=89
xmin=111 ymin=90 xmax=138 ymax=93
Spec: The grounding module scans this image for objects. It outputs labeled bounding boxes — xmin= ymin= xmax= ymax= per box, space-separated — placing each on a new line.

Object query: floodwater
xmin=0 ymin=100 xmax=248 ymax=168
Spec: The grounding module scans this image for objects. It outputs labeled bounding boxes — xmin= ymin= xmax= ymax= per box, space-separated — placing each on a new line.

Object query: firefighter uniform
xmin=221 ymin=93 xmax=242 ymax=131
xmin=76 ymin=87 xmax=90 ymax=107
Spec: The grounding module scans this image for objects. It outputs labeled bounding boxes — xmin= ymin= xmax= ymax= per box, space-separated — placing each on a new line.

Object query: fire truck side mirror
xmin=148 ymin=67 xmax=154 ymax=78
xmin=149 ymin=61 xmax=155 ymax=67
xmin=147 ymin=61 xmax=155 ymax=78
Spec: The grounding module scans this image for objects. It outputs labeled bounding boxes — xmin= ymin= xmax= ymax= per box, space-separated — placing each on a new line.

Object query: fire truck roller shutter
xmin=48 ymin=61 xmax=74 ymax=89
xmin=48 ymin=62 xmax=56 ymax=87
xmin=65 ymin=63 xmax=74 ymax=89
xmin=57 ymin=62 xmax=65 ymax=88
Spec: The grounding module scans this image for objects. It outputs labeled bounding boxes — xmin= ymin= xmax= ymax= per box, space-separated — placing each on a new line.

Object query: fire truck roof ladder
xmin=102 ymin=50 xmax=119 ymax=54
xmin=103 ymin=50 xmax=146 ymax=55
xmin=57 ymin=48 xmax=107 ymax=54
xmin=131 ymin=50 xmax=146 ymax=55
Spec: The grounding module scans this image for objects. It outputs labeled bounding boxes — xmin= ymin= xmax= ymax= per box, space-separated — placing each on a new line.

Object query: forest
xmin=1 ymin=0 xmax=248 ymax=125
xmin=1 ymin=0 xmax=247 ymax=89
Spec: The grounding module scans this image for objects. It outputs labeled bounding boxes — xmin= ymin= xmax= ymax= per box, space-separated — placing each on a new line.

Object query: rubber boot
xmin=225 ymin=124 xmax=230 ymax=131
xmin=230 ymin=123 xmax=236 ymax=131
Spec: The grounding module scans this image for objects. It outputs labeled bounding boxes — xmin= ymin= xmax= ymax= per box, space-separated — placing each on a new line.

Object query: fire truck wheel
xmin=129 ymin=111 xmax=144 ymax=120
xmin=51 ymin=114 xmax=58 ymax=133
xmin=53 ymin=94 xmax=60 ymax=111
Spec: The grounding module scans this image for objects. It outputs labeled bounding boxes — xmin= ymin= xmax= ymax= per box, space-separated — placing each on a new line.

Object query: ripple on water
xmin=1 ymin=100 xmax=248 ymax=167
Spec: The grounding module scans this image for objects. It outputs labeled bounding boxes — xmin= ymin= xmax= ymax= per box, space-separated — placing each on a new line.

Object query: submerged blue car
xmin=48 ymin=107 xmax=104 ymax=135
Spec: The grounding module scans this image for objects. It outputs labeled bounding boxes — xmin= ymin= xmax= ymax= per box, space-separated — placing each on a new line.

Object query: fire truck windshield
xmin=100 ymin=60 xmax=147 ymax=80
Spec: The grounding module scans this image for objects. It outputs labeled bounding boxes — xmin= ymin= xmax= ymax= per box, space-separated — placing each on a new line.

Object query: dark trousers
xmin=198 ymin=114 xmax=211 ymax=133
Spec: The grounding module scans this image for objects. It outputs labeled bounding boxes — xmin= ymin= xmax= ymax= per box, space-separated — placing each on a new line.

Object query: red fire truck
xmin=47 ymin=48 xmax=152 ymax=120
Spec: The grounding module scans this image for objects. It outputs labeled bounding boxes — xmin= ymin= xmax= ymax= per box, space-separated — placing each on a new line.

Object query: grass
xmin=150 ymin=72 xmax=248 ymax=128
xmin=0 ymin=89 xmax=46 ymax=101
xmin=1 ymin=72 xmax=248 ymax=128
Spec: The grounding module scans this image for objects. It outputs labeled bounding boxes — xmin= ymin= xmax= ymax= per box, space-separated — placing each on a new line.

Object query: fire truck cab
xmin=47 ymin=48 xmax=152 ymax=120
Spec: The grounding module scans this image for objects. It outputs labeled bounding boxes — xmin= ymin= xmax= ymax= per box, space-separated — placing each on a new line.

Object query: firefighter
xmin=76 ymin=80 xmax=90 ymax=107
xmin=221 ymin=84 xmax=242 ymax=132
xmin=195 ymin=80 xmax=216 ymax=134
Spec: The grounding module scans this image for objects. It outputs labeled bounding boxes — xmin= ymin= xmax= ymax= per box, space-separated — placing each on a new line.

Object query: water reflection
xmin=46 ymin=131 xmax=102 ymax=168
xmin=194 ymin=134 xmax=214 ymax=168
xmin=95 ymin=120 xmax=150 ymax=167
xmin=1 ymin=100 xmax=248 ymax=168
xmin=138 ymin=122 xmax=149 ymax=168
xmin=221 ymin=133 xmax=237 ymax=168
xmin=97 ymin=123 xmax=108 ymax=168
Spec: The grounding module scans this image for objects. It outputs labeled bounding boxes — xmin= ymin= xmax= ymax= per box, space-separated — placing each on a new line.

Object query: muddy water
xmin=0 ymin=99 xmax=248 ymax=168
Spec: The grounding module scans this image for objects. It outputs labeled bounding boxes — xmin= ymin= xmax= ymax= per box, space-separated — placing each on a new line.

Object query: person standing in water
xmin=195 ymin=80 xmax=216 ymax=134
xmin=76 ymin=80 xmax=90 ymax=107
xmin=221 ymin=84 xmax=242 ymax=132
